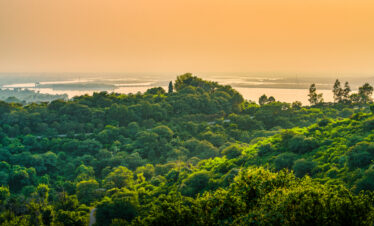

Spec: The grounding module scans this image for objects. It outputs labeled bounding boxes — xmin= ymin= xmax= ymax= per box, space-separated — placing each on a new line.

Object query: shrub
xmin=96 ymin=191 xmax=138 ymax=226
xmin=257 ymin=143 xmax=274 ymax=156
xmin=355 ymin=168 xmax=374 ymax=192
xmin=274 ymin=152 xmax=298 ymax=171
xmin=347 ymin=142 xmax=374 ymax=169
xmin=221 ymin=144 xmax=242 ymax=159
xmin=293 ymin=159 xmax=316 ymax=177
xmin=180 ymin=171 xmax=210 ymax=197
xmin=348 ymin=151 xmax=372 ymax=169
xmin=318 ymin=118 xmax=332 ymax=127
xmin=363 ymin=119 xmax=374 ymax=131
xmin=288 ymin=135 xmax=318 ymax=154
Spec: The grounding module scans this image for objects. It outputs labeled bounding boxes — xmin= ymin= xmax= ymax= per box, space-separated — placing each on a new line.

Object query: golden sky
xmin=1 ymin=0 xmax=374 ymax=74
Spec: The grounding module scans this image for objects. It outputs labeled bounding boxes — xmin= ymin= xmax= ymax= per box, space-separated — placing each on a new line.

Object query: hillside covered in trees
xmin=1 ymin=74 xmax=374 ymax=225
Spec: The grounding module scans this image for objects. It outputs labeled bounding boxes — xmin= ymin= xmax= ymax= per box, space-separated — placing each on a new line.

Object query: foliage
xmin=0 ymin=75 xmax=373 ymax=225
xmin=308 ymin=83 xmax=324 ymax=105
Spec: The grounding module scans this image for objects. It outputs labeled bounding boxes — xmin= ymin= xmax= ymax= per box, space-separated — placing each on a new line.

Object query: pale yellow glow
xmin=0 ymin=0 xmax=374 ymax=73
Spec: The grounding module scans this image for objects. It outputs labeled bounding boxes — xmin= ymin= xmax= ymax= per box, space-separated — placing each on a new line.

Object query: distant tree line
xmin=308 ymin=79 xmax=373 ymax=105
xmin=256 ymin=79 xmax=373 ymax=106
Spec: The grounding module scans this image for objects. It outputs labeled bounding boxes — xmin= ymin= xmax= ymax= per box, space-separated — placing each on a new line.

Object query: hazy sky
xmin=1 ymin=0 xmax=374 ymax=74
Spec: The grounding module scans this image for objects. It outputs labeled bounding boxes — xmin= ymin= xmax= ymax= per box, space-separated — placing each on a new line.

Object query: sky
xmin=1 ymin=0 xmax=374 ymax=74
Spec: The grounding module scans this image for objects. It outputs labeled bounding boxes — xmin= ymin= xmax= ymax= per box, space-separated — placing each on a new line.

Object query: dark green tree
xmin=274 ymin=152 xmax=297 ymax=171
xmin=343 ymin=81 xmax=351 ymax=101
xmin=358 ymin=83 xmax=373 ymax=104
xmin=292 ymin=101 xmax=302 ymax=109
xmin=104 ymin=166 xmax=134 ymax=189
xmin=308 ymin=83 xmax=323 ymax=105
xmin=180 ymin=171 xmax=210 ymax=197
xmin=259 ymin=94 xmax=268 ymax=106
xmin=95 ymin=190 xmax=138 ymax=226
xmin=76 ymin=179 xmax=99 ymax=205
xmin=168 ymin=81 xmax=173 ymax=93
xmin=0 ymin=186 xmax=10 ymax=206
xmin=370 ymin=104 xmax=374 ymax=114
xmin=333 ymin=79 xmax=343 ymax=103
xmin=221 ymin=144 xmax=242 ymax=159
xmin=145 ymin=87 xmax=165 ymax=95
xmin=267 ymin=96 xmax=276 ymax=103
xmin=293 ymin=159 xmax=316 ymax=177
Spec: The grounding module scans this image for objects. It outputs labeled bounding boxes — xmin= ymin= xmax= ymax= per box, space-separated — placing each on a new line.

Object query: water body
xmin=1 ymin=72 xmax=368 ymax=105
xmin=4 ymin=86 xmax=331 ymax=105
xmin=235 ymin=87 xmax=333 ymax=105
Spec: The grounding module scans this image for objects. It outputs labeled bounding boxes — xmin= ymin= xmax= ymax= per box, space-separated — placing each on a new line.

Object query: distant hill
xmin=0 ymin=88 xmax=68 ymax=103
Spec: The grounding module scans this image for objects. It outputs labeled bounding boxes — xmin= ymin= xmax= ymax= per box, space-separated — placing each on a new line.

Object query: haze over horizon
xmin=1 ymin=0 xmax=374 ymax=75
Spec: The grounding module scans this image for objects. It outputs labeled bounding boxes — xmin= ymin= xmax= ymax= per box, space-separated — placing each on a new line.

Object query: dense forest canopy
xmin=0 ymin=74 xmax=374 ymax=225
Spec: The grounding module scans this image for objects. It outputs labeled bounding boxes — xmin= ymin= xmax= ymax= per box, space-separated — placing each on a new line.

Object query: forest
xmin=0 ymin=74 xmax=374 ymax=225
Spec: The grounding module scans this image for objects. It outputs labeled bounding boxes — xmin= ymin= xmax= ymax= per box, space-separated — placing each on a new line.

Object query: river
xmin=19 ymin=86 xmax=332 ymax=105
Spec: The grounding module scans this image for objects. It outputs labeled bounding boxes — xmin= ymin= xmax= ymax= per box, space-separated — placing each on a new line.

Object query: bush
xmin=0 ymin=186 xmax=10 ymax=205
xmin=363 ymin=119 xmax=374 ymax=131
xmin=355 ymin=168 xmax=374 ymax=192
xmin=293 ymin=159 xmax=316 ymax=177
xmin=326 ymin=167 xmax=339 ymax=178
xmin=96 ymin=193 xmax=138 ymax=226
xmin=76 ymin=179 xmax=99 ymax=205
xmin=274 ymin=152 xmax=298 ymax=171
xmin=318 ymin=118 xmax=332 ymax=127
xmin=340 ymin=108 xmax=354 ymax=117
xmin=221 ymin=144 xmax=242 ymax=159
xmin=184 ymin=139 xmax=218 ymax=159
xmin=257 ymin=143 xmax=274 ymax=156
xmin=370 ymin=104 xmax=374 ymax=114
xmin=348 ymin=151 xmax=372 ymax=169
xmin=347 ymin=142 xmax=374 ymax=169
xmin=288 ymin=135 xmax=318 ymax=154
xmin=180 ymin=171 xmax=210 ymax=197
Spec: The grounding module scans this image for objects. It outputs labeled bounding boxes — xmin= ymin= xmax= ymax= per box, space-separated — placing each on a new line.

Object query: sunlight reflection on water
xmin=23 ymin=86 xmax=332 ymax=105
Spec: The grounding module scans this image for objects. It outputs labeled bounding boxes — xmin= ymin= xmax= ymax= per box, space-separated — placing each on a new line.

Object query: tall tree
xmin=308 ymin=84 xmax=323 ymax=105
xmin=343 ymin=81 xmax=351 ymax=102
xmin=268 ymin=96 xmax=276 ymax=103
xmin=35 ymin=184 xmax=49 ymax=205
xmin=333 ymin=79 xmax=343 ymax=103
xmin=104 ymin=166 xmax=134 ymax=189
xmin=168 ymin=81 xmax=173 ymax=94
xmin=259 ymin=94 xmax=268 ymax=106
xmin=358 ymin=83 xmax=374 ymax=104
xmin=76 ymin=179 xmax=99 ymax=205
xmin=0 ymin=186 xmax=9 ymax=206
